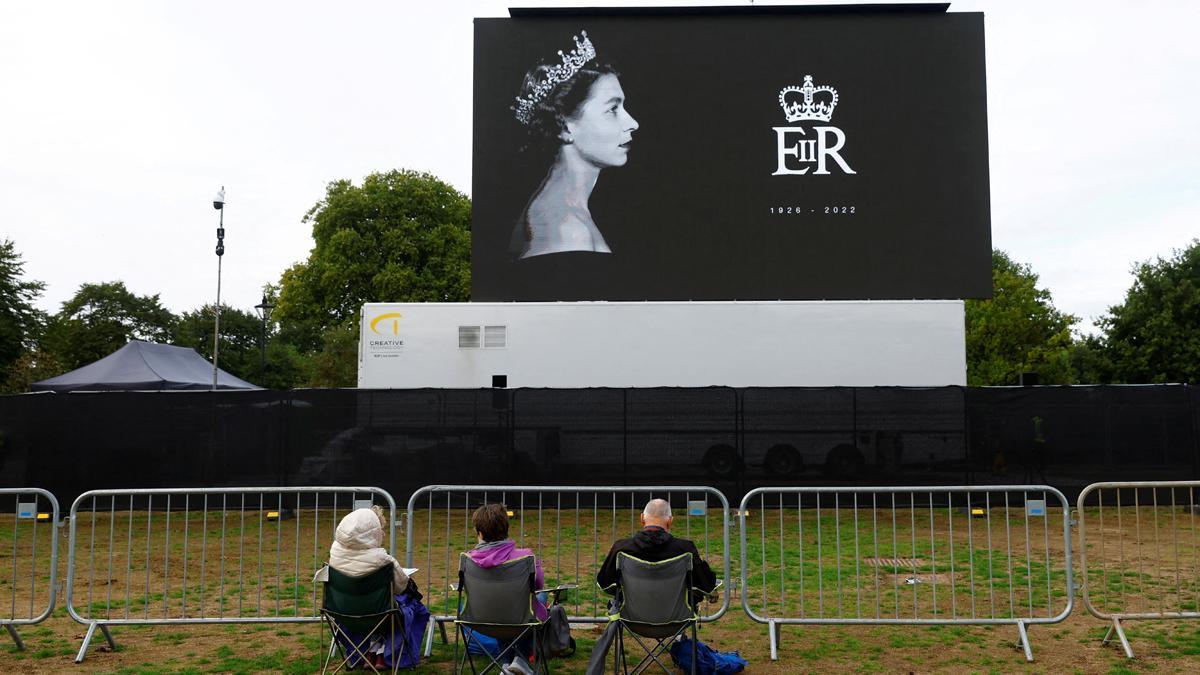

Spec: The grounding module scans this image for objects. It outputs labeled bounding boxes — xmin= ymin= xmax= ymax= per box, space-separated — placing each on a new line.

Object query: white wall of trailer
xmin=357 ymin=301 xmax=966 ymax=389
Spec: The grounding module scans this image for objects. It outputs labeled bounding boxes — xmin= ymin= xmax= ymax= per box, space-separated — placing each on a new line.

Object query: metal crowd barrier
xmin=0 ymin=488 xmax=60 ymax=650
xmin=740 ymin=485 xmax=1073 ymax=662
xmin=405 ymin=485 xmax=731 ymax=655
xmin=1076 ymin=480 xmax=1200 ymax=658
xmin=64 ymin=486 xmax=396 ymax=662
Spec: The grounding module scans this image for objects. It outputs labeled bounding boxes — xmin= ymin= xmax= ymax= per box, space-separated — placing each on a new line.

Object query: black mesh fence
xmin=0 ymin=385 xmax=1195 ymax=506
xmin=740 ymin=387 xmax=970 ymax=487
xmin=965 ymin=385 xmax=1199 ymax=487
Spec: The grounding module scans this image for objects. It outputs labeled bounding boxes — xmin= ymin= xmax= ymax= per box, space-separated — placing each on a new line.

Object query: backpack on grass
xmin=669 ymin=637 xmax=747 ymax=675
xmin=543 ymin=604 xmax=576 ymax=657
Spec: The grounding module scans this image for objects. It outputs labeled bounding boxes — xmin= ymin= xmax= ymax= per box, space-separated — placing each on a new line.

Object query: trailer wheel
xmin=703 ymin=444 xmax=742 ymax=478
xmin=765 ymin=445 xmax=803 ymax=476
xmin=823 ymin=444 xmax=865 ymax=479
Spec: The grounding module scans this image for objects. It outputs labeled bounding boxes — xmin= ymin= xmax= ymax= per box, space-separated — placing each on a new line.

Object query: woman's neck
xmin=542 ymin=147 xmax=600 ymax=208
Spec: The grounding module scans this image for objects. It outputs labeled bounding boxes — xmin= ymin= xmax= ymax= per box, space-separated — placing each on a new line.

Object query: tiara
xmin=513 ymin=30 xmax=597 ymax=126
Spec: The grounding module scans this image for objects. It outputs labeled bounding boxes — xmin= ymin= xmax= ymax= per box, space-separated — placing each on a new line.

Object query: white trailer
xmin=355 ymin=301 xmax=967 ymax=478
xmin=357 ymin=300 xmax=966 ymax=389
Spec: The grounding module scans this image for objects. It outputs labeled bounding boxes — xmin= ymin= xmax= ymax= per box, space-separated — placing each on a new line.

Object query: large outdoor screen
xmin=471 ymin=7 xmax=991 ymax=301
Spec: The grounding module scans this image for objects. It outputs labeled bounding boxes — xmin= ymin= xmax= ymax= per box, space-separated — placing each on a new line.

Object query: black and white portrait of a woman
xmin=508 ymin=30 xmax=639 ymax=260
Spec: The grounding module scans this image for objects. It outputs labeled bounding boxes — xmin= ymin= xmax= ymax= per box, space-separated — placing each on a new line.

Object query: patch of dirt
xmin=4 ymin=607 xmax=1199 ymax=673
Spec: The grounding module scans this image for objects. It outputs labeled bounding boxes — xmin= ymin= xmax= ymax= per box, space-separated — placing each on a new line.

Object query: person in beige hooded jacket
xmin=329 ymin=506 xmax=409 ymax=594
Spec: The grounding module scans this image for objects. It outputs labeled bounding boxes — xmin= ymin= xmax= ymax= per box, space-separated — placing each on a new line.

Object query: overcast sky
xmin=1 ymin=0 xmax=1196 ymax=333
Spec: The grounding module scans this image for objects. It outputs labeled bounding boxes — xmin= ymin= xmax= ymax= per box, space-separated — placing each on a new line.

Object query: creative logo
xmin=367 ymin=312 xmax=405 ymax=356
xmin=369 ymin=312 xmax=403 ymax=335
xmin=772 ymin=75 xmax=856 ymax=176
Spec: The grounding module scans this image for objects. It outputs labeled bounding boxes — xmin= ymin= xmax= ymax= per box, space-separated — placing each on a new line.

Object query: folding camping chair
xmin=610 ymin=552 xmax=700 ymax=675
xmin=319 ymin=564 xmax=405 ymax=674
xmin=453 ymin=553 xmax=550 ymax=674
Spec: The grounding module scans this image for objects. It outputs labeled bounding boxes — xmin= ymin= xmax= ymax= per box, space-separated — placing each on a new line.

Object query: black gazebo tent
xmin=30 ymin=341 xmax=260 ymax=391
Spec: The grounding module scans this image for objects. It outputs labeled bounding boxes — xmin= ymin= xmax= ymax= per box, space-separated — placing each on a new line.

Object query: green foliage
xmin=275 ymin=169 xmax=471 ymax=355
xmin=300 ymin=322 xmax=359 ymax=388
xmin=42 ymin=281 xmax=178 ymax=371
xmin=258 ymin=341 xmax=309 ymax=390
xmin=1069 ymin=333 xmax=1115 ymax=384
xmin=1 ymin=348 xmax=63 ymax=394
xmin=965 ymin=250 xmax=1078 ymax=386
xmin=0 ymin=239 xmax=47 ymax=380
xmin=1096 ymin=240 xmax=1200 ymax=384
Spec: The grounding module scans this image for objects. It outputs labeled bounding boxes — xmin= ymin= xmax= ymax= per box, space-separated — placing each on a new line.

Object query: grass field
xmin=4 ymin=602 xmax=1200 ymax=673
xmin=1 ymin=497 xmax=1199 ymax=673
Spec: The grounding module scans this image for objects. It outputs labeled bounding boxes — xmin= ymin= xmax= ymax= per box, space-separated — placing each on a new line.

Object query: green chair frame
xmin=319 ymin=564 xmax=405 ymax=674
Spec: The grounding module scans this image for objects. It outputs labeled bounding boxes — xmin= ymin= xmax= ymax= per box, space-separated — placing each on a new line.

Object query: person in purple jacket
xmin=467 ymin=503 xmax=548 ymax=675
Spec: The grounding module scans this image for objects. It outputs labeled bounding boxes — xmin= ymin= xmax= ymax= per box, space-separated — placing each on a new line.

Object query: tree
xmin=174 ymin=303 xmax=307 ymax=389
xmin=43 ymin=282 xmax=177 ymax=370
xmin=2 ymin=348 xmax=63 ymax=394
xmin=1098 ymin=240 xmax=1200 ymax=383
xmin=0 ymin=239 xmax=47 ymax=381
xmin=258 ymin=341 xmax=309 ymax=390
xmin=1069 ymin=334 xmax=1115 ymax=384
xmin=175 ymin=304 xmax=262 ymax=382
xmin=965 ymin=250 xmax=1078 ymax=386
xmin=275 ymin=170 xmax=471 ymax=353
xmin=301 ymin=323 xmax=359 ymax=388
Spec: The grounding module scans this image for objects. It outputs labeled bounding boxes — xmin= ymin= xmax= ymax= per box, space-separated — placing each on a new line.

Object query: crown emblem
xmin=778 ymin=75 xmax=839 ymax=123
xmin=513 ymin=31 xmax=597 ymax=126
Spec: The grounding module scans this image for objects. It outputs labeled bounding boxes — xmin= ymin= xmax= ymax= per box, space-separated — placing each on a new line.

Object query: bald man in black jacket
xmin=596 ymin=498 xmax=718 ymax=600
xmin=586 ymin=499 xmax=720 ymax=674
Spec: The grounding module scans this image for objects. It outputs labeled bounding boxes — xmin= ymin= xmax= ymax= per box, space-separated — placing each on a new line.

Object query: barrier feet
xmin=423 ymin=620 xmax=435 ymax=657
xmin=425 ymin=617 xmax=448 ymax=657
xmin=75 ymin=622 xmax=117 ymax=663
xmin=768 ymin=620 xmax=778 ymax=661
xmin=1015 ymin=620 xmax=1033 ymax=662
xmin=76 ymin=622 xmax=97 ymax=663
xmin=1102 ymin=618 xmax=1134 ymax=659
xmin=4 ymin=624 xmax=24 ymax=651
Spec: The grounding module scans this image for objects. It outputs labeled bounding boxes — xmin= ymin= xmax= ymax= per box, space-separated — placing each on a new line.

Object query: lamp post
xmin=211 ymin=187 xmax=225 ymax=390
xmin=254 ymin=295 xmax=275 ymax=373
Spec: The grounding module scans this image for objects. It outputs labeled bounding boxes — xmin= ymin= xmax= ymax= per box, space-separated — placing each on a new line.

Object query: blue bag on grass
xmin=669 ymin=637 xmax=748 ymax=675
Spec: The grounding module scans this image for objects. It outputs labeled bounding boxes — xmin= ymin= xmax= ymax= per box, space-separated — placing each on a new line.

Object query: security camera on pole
xmin=211 ymin=187 xmax=225 ymax=390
